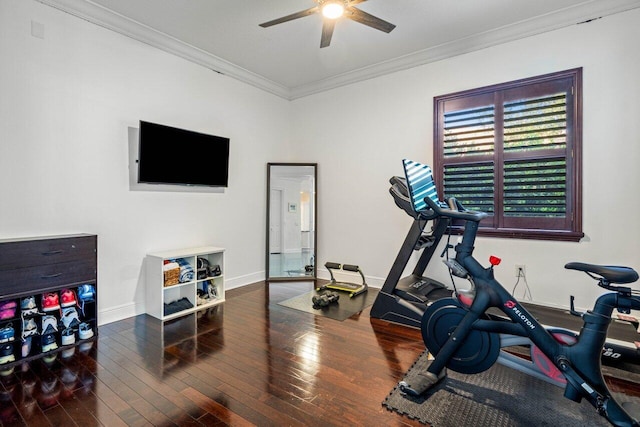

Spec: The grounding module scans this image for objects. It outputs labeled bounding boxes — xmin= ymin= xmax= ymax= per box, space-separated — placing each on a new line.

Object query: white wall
xmin=291 ymin=9 xmax=640 ymax=310
xmin=0 ymin=0 xmax=292 ymax=323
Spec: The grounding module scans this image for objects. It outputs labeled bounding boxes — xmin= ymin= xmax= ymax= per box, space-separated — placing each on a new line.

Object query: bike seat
xmin=565 ymin=262 xmax=639 ymax=284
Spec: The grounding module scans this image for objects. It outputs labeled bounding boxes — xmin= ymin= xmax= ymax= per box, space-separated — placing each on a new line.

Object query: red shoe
xmin=42 ymin=293 xmax=60 ymax=312
xmin=60 ymin=289 xmax=77 ymax=308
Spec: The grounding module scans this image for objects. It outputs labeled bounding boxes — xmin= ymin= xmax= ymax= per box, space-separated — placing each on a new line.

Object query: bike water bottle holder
xmin=443 ymin=259 xmax=468 ymax=278
xmin=442 ymin=259 xmax=476 ymax=307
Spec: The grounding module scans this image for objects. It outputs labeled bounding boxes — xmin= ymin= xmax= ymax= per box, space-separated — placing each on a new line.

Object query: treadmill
xmin=370 ymin=159 xmax=453 ymax=328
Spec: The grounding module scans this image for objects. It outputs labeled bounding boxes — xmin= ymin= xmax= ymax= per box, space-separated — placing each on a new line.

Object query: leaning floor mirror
xmin=266 ymin=163 xmax=317 ymax=281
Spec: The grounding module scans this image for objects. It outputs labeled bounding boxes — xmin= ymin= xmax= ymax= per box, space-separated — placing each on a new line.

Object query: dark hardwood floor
xmin=1 ymin=281 xmax=639 ymax=426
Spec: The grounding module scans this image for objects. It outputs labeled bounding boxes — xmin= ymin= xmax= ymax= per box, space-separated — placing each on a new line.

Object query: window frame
xmin=433 ymin=68 xmax=583 ymax=241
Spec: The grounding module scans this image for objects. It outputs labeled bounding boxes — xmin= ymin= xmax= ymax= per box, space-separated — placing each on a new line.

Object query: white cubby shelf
xmin=145 ymin=246 xmax=225 ymax=320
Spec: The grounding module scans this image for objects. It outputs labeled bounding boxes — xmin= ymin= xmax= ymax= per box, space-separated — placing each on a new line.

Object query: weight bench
xmin=317 ymin=262 xmax=368 ymax=298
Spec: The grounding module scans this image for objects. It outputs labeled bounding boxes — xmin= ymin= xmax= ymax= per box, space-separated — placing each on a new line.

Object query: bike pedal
xmin=399 ymin=369 xmax=447 ymax=397
xmin=398 ymin=381 xmax=421 ymax=397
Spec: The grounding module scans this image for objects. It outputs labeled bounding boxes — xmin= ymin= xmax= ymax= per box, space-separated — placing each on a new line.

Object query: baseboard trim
xmin=98 ymin=270 xmax=381 ymax=326
xmin=99 ymin=271 xmax=268 ymax=325
xmin=225 ymin=271 xmax=265 ymax=290
xmin=98 ymin=301 xmax=143 ymax=326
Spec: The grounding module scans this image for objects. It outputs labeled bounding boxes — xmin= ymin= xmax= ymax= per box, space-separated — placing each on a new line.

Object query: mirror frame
xmin=266 ymin=162 xmax=317 ymax=281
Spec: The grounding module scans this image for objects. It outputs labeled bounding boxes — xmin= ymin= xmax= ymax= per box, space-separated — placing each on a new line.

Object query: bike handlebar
xmin=423 ymin=196 xmax=488 ymax=223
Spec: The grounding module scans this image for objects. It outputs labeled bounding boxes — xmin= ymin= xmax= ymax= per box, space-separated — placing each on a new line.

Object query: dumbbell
xmin=312 ymin=291 xmax=340 ymax=308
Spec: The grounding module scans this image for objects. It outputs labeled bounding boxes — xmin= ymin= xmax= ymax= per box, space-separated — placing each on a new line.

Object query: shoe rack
xmin=0 ymin=234 xmax=98 ymax=367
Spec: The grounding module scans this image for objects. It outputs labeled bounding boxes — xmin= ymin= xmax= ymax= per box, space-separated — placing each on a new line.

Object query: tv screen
xmin=138 ymin=121 xmax=229 ymax=187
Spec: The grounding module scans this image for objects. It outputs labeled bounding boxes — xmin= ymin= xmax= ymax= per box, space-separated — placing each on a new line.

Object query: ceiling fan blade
xmin=320 ymin=20 xmax=336 ymax=48
xmin=259 ymin=7 xmax=319 ymax=28
xmin=347 ymin=7 xmax=396 ymax=33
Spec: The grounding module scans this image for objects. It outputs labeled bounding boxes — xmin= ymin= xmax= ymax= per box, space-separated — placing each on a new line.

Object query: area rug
xmin=383 ymin=351 xmax=610 ymax=426
xmin=278 ymin=289 xmax=378 ymax=321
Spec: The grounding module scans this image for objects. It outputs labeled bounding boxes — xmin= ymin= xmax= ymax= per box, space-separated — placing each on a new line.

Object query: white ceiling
xmin=37 ymin=0 xmax=640 ymax=99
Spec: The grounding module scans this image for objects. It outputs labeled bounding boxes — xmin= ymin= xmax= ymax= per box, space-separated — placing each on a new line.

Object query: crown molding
xmin=289 ymin=0 xmax=640 ymax=99
xmin=36 ymin=0 xmax=640 ymax=101
xmin=34 ymin=0 xmax=291 ymax=98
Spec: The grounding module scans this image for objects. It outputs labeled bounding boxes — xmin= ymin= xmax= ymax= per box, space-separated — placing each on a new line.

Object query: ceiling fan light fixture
xmin=260 ymin=0 xmax=395 ymax=48
xmin=322 ymin=1 xmax=345 ymax=19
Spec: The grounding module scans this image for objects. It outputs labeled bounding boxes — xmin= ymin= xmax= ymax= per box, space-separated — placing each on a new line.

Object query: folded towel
xmin=175 ymin=258 xmax=195 ymax=283
xmin=163 ymin=261 xmax=179 ymax=271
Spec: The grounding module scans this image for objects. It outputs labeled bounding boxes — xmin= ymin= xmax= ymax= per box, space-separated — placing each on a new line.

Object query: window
xmin=434 ymin=68 xmax=583 ymax=241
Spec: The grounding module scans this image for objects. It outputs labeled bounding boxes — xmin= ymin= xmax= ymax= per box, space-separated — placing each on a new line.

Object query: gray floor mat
xmin=383 ymin=351 xmax=612 ymax=426
xmin=278 ymin=289 xmax=377 ymax=321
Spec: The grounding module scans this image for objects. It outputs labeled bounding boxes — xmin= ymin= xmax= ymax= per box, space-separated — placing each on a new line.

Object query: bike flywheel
xmin=421 ymin=298 xmax=500 ymax=374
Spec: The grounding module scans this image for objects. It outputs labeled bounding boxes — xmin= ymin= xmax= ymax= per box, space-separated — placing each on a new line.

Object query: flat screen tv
xmin=138 ymin=121 xmax=229 ymax=187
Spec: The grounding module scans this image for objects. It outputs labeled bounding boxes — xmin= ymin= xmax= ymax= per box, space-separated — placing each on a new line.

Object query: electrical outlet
xmin=31 ymin=21 xmax=45 ymax=39
xmin=515 ymin=265 xmax=526 ymax=277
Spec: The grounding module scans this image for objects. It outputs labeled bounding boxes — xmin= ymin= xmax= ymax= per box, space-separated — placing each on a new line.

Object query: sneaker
xmin=0 ymin=343 xmax=14 ymax=364
xmin=21 ymin=337 xmax=32 ymax=358
xmin=197 ymin=257 xmax=211 ymax=279
xmin=42 ymin=293 xmax=60 ymax=312
xmin=20 ymin=297 xmax=38 ymax=315
xmin=207 ymin=283 xmax=217 ymax=299
xmin=211 ymin=264 xmax=221 ymax=276
xmin=41 ymin=315 xmax=58 ymax=335
xmin=0 ymin=301 xmax=17 ymax=320
xmin=77 ymin=284 xmax=95 ymax=302
xmin=0 ymin=300 xmax=17 ymax=310
xmin=60 ymin=289 xmax=77 ymax=308
xmin=21 ymin=318 xmax=37 ymax=338
xmin=196 ymin=293 xmax=208 ymax=306
xmin=0 ymin=324 xmax=14 ymax=343
xmin=60 ymin=307 xmax=80 ymax=329
xmin=61 ymin=328 xmax=75 ymax=346
xmin=78 ymin=323 xmax=93 ymax=340
xmin=41 ymin=334 xmax=58 ymax=353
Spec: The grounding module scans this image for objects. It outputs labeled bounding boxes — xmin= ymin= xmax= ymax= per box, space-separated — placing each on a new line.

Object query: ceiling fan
xmin=259 ymin=0 xmax=396 ymax=48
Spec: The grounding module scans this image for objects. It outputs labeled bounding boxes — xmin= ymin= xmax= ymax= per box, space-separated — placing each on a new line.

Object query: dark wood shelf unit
xmin=0 ymin=234 xmax=98 ymax=368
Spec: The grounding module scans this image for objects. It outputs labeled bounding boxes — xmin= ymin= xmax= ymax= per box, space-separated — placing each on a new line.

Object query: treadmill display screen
xmin=402 ymin=159 xmax=440 ymax=213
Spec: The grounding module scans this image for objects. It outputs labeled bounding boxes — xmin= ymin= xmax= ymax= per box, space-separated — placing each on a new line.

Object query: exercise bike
xmin=398 ymin=184 xmax=640 ymax=425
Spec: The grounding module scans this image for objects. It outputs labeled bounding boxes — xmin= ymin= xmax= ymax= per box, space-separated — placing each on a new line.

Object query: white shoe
xmin=61 ymin=328 xmax=75 ymax=346
xmin=42 ymin=315 xmax=58 ymax=335
xmin=78 ymin=323 xmax=93 ymax=340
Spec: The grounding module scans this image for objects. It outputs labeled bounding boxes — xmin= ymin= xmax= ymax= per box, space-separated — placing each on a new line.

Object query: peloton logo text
xmin=504 ymin=300 xmax=536 ymax=330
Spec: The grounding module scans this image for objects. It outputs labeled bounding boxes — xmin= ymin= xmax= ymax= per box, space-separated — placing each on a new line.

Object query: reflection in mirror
xmin=267 ymin=163 xmax=317 ymax=280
